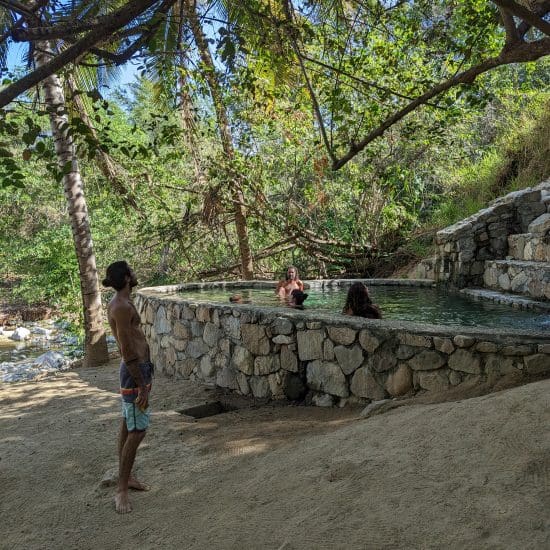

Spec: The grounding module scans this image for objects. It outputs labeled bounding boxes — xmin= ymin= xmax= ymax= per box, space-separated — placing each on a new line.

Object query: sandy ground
xmin=1 ymin=358 xmax=549 ymax=550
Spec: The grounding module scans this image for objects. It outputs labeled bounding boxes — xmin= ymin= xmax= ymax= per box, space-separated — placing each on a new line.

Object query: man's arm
xmin=112 ymin=305 xmax=148 ymax=408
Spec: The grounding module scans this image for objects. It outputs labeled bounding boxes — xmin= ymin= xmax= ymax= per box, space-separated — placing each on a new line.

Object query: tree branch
xmin=300 ymin=53 xmax=444 ymax=108
xmin=331 ymin=37 xmax=550 ymax=170
xmin=281 ymin=0 xmax=336 ymax=164
xmin=498 ymin=6 xmax=520 ymax=47
xmin=493 ymin=0 xmax=550 ymax=37
xmin=0 ymin=0 xmax=172 ymax=109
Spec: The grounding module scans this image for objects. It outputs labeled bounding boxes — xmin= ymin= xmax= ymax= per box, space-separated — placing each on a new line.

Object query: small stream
xmin=0 ymin=320 xmax=116 ymax=383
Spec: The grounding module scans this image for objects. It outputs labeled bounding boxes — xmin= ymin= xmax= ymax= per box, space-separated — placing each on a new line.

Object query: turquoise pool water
xmin=170 ymin=286 xmax=550 ymax=331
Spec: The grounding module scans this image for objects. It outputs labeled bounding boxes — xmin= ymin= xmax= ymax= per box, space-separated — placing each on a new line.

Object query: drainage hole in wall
xmin=176 ymin=401 xmax=238 ymax=419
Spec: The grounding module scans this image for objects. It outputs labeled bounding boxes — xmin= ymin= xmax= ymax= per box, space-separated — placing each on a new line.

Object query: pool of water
xmin=168 ymin=286 xmax=550 ymax=331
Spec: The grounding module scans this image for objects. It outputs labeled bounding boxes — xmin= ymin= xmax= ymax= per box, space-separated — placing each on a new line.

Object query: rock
xmin=527 ymin=212 xmax=550 ymax=235
xmin=249 ymin=376 xmax=271 ymax=398
xmin=360 ymin=399 xmax=391 ymax=418
xmin=254 ymin=355 xmax=280 ymax=376
xmin=202 ymin=323 xmax=221 ymax=347
xmin=272 ymin=335 xmax=293 ymax=345
xmin=10 ymin=327 xmax=31 ymax=341
xmin=271 ymin=317 xmax=294 ymax=335
xmin=200 ymin=355 xmax=216 ymax=378
xmin=358 ymin=330 xmax=381 ymax=353
xmin=323 ymin=339 xmax=335 ymax=361
xmin=280 ymin=346 xmax=298 ymax=372
xmin=367 ymin=349 xmax=397 ymax=373
xmin=30 ymin=326 xmax=52 ymax=337
xmin=154 ymin=306 xmax=170 ymax=335
xmin=33 ymin=351 xmax=66 ymax=370
xmin=523 ymin=354 xmax=550 ymax=375
xmin=448 ymin=349 xmax=481 ymax=374
xmin=268 ymin=371 xmax=287 ymax=398
xmin=396 ymin=345 xmax=415 ymax=361
xmin=230 ymin=346 xmax=254 ymax=375
xmin=186 ymin=338 xmax=210 ymax=359
xmin=475 ymin=341 xmax=499 ymax=353
xmin=385 ymin=365 xmax=413 ymax=396
xmin=297 ymin=330 xmax=324 ymax=361
xmin=416 ymin=370 xmax=449 ymax=392
xmin=216 ymin=366 xmax=238 ymax=390
xmin=306 ymin=360 xmax=349 ymax=397
xmin=242 ymin=324 xmax=270 ymax=356
xmin=236 ymin=372 xmax=250 ymax=395
xmin=407 ymin=350 xmax=446 ymax=371
xmin=433 ymin=337 xmax=455 ymax=354
xmin=398 ymin=333 xmax=432 ymax=348
xmin=453 ymin=335 xmax=476 ymax=348
xmin=350 ymin=367 xmax=385 ymax=400
xmin=327 ymin=327 xmax=356 ymax=346
xmin=312 ymin=393 xmax=334 ymax=407
xmin=100 ymin=468 xmax=118 ymax=488
xmin=334 ymin=345 xmax=364 ymax=375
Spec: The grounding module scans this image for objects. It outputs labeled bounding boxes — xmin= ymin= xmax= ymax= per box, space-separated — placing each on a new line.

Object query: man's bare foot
xmin=128 ymin=476 xmax=150 ymax=491
xmin=115 ymin=491 xmax=132 ymax=514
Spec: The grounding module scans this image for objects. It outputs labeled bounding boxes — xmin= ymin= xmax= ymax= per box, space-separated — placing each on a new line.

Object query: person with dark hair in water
xmin=276 ymin=266 xmax=304 ymax=299
xmin=342 ymin=282 xmax=382 ymax=319
xmin=103 ymin=261 xmax=154 ymax=514
xmin=288 ymin=289 xmax=308 ymax=308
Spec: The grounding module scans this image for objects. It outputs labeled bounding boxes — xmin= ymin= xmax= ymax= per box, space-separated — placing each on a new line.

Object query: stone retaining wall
xmin=483 ymin=259 xmax=550 ymax=299
xmin=434 ymin=181 xmax=550 ymax=287
xmin=135 ymin=284 xmax=550 ymax=407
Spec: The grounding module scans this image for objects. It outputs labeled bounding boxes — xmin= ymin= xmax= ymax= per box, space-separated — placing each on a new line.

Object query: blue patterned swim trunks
xmin=121 ymin=401 xmax=151 ymax=432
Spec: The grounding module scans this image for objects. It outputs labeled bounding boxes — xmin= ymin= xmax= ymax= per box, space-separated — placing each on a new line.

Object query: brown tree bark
xmin=35 ymin=43 xmax=109 ymax=367
xmin=183 ymin=0 xmax=254 ymax=279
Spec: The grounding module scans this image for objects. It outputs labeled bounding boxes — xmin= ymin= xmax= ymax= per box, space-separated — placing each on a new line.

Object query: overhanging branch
xmin=0 ymin=0 xmax=172 ymax=109
xmin=331 ymin=37 xmax=550 ymax=170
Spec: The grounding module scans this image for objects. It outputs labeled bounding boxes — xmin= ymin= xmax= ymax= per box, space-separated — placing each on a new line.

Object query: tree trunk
xmin=35 ymin=44 xmax=109 ymax=367
xmin=183 ymin=0 xmax=254 ymax=279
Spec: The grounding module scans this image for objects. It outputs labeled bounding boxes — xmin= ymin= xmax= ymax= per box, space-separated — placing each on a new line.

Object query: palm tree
xmin=0 ymin=2 xmax=112 ymax=367
xmin=34 ymin=40 xmax=109 ymax=367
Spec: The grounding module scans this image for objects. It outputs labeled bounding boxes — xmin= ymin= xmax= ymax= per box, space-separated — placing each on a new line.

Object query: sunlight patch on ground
xmin=224 ymin=438 xmax=269 ymax=456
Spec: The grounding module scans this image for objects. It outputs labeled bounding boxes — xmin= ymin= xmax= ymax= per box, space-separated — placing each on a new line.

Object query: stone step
xmin=460 ymin=288 xmax=550 ymax=311
xmin=508 ymin=233 xmax=550 ymax=262
xmin=483 ymin=259 xmax=550 ymax=300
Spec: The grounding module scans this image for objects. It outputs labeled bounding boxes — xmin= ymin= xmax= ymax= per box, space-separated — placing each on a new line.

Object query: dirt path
xmin=1 ymin=359 xmax=549 ymax=549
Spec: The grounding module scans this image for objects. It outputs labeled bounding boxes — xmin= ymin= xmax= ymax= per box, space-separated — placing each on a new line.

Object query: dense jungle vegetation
xmin=0 ymin=1 xmax=548 ymax=362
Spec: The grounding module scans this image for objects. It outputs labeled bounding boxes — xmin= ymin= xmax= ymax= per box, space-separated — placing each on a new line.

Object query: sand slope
xmin=1 ymin=359 xmax=548 ymax=549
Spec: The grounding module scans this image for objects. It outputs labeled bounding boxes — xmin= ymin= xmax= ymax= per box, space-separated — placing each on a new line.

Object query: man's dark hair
xmin=102 ymin=261 xmax=131 ymax=291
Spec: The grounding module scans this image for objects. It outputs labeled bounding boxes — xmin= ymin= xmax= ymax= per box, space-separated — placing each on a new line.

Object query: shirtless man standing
xmin=103 ymin=261 xmax=154 ymax=514
xmin=276 ymin=266 xmax=304 ymax=299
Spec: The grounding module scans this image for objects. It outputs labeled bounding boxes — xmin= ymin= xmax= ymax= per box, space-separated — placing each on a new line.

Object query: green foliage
xmin=1 ymin=1 xmax=549 ymax=319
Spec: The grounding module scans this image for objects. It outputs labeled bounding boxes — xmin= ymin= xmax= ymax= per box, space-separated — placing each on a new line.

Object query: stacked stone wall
xmin=435 ymin=181 xmax=550 ymax=287
xmin=135 ymin=289 xmax=550 ymax=407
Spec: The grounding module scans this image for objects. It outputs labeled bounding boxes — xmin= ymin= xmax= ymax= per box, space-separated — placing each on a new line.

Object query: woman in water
xmin=342 ymin=282 xmax=382 ymax=319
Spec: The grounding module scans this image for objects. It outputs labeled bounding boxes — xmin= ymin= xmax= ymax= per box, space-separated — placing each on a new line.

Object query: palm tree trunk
xmin=183 ymin=0 xmax=254 ymax=279
xmin=35 ymin=43 xmax=109 ymax=367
